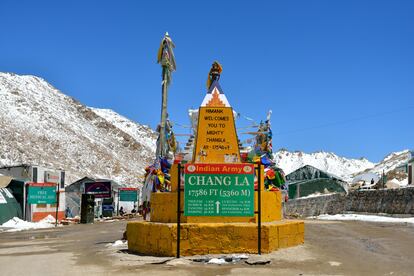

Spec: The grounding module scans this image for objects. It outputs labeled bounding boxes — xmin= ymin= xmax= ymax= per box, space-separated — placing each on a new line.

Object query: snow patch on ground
xmin=298 ymin=192 xmax=336 ymax=199
xmin=110 ymin=240 xmax=127 ymax=247
xmin=1 ymin=215 xmax=56 ymax=232
xmin=207 ymin=258 xmax=227 ymax=265
xmin=312 ymin=214 xmax=414 ymax=224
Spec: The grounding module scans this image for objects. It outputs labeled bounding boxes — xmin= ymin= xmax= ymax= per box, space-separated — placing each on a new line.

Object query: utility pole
xmin=159 ymin=67 xmax=168 ymax=157
xmin=156 ymin=32 xmax=176 ymax=158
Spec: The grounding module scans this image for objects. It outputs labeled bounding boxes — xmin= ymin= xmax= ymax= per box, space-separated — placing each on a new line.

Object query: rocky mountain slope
xmin=0 ymin=72 xmax=156 ymax=185
xmin=356 ymin=150 xmax=411 ymax=176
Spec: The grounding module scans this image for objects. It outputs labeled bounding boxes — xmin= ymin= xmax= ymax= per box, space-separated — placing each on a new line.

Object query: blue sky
xmin=1 ymin=1 xmax=413 ymax=162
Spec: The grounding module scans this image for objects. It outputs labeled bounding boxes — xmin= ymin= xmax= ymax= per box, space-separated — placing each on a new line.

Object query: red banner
xmin=119 ymin=187 xmax=138 ymax=191
xmin=27 ymin=182 xmax=57 ymax=187
xmin=184 ymin=163 xmax=254 ymax=175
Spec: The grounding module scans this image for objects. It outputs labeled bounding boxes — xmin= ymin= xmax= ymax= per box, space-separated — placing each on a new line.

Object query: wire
xmin=174 ymin=122 xmax=192 ymax=128
xmin=236 ymin=125 xmax=259 ymax=130
xmin=275 ymin=106 xmax=414 ymax=136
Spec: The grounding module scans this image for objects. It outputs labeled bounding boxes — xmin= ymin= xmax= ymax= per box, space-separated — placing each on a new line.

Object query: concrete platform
xmin=127 ymin=220 xmax=304 ymax=256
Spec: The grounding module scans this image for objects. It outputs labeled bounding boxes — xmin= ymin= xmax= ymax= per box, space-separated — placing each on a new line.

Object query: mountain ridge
xmin=0 ymin=72 xmax=410 ymax=185
xmin=273 ymin=149 xmax=410 ymax=182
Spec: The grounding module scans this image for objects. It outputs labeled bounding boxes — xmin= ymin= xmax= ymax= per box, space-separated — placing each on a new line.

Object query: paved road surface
xmin=0 ymin=218 xmax=413 ymax=275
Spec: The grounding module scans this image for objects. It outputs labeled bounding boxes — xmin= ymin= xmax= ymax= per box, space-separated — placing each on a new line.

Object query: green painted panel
xmin=27 ymin=186 xmax=56 ymax=204
xmin=119 ymin=189 xmax=138 ymax=202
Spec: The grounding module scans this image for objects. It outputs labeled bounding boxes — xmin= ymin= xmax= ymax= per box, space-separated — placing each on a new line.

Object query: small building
xmin=286 ymin=165 xmax=347 ymax=199
xmin=66 ymin=177 xmax=121 ymax=217
xmin=395 ymin=163 xmax=409 ymax=174
xmin=0 ymin=165 xmax=65 ymax=221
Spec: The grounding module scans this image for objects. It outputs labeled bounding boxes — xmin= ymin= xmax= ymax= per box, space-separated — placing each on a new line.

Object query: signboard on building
xmin=193 ymin=107 xmax=241 ymax=163
xmin=85 ymin=182 xmax=112 ymax=198
xmin=44 ymin=171 xmax=60 ymax=183
xmin=27 ymin=183 xmax=57 ymax=204
xmin=119 ymin=188 xmax=138 ymax=202
xmin=184 ymin=163 xmax=255 ymax=217
xmin=102 ymin=204 xmax=114 ymax=212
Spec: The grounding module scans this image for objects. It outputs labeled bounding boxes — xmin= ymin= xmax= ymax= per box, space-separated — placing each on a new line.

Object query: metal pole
xmin=55 ymin=184 xmax=59 ymax=227
xmin=117 ymin=190 xmax=120 ymax=216
xmin=258 ymin=165 xmax=262 ymax=255
xmin=137 ymin=188 xmax=140 ymax=211
xmin=176 ymin=164 xmax=181 ymax=258
xmin=23 ymin=183 xmax=26 ymax=220
xmin=159 ymin=67 xmax=168 ymax=158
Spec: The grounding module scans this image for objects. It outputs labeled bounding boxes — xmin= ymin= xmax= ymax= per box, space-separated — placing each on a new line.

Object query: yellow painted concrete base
xmin=127 ymin=220 xmax=304 ymax=256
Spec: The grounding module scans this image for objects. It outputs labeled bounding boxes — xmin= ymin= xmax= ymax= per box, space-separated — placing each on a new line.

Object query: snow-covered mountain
xmin=0 ymin=72 xmax=157 ymax=185
xmin=274 ymin=149 xmax=411 ymax=182
xmin=274 ymin=150 xmax=375 ymax=181
xmin=354 ymin=150 xmax=411 ymax=177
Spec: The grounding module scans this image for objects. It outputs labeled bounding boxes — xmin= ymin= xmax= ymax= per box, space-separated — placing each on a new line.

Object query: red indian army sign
xmin=184 ymin=163 xmax=255 ymax=216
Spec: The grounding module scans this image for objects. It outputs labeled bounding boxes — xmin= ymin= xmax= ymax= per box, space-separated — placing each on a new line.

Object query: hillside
xmin=0 ymin=72 xmax=156 ymax=185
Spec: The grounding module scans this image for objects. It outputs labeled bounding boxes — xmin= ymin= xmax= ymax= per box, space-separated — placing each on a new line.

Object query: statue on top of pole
xmin=157 ymin=32 xmax=176 ymax=87
xmin=206 ymin=61 xmax=223 ymax=89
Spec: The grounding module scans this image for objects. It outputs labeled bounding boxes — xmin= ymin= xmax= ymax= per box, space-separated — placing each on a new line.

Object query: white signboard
xmin=1 ymin=188 xmax=13 ymax=198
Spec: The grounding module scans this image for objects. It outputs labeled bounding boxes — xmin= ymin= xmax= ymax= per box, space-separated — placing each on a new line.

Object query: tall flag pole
xmin=156 ymin=32 xmax=176 ymax=158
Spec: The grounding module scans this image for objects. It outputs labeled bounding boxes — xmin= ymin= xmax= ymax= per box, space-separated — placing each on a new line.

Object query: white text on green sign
xmin=184 ymin=164 xmax=254 ymax=217
xmin=119 ymin=188 xmax=138 ymax=202
xmin=27 ymin=184 xmax=57 ymax=204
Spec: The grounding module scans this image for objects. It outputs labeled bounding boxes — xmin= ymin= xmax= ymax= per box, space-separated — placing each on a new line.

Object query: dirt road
xmin=0 ymin=218 xmax=413 ymax=275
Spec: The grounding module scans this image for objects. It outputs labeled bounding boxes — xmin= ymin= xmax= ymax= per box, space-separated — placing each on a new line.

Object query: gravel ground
xmin=0 ymin=217 xmax=413 ymax=275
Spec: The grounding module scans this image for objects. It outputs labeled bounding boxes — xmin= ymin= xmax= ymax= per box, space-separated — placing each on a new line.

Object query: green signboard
xmin=119 ymin=188 xmax=138 ymax=202
xmin=27 ymin=184 xmax=57 ymax=204
xmin=184 ymin=164 xmax=255 ymax=217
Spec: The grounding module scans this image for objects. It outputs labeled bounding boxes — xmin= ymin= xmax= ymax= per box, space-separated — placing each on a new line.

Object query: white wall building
xmin=0 ymin=164 xmax=66 ymax=221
